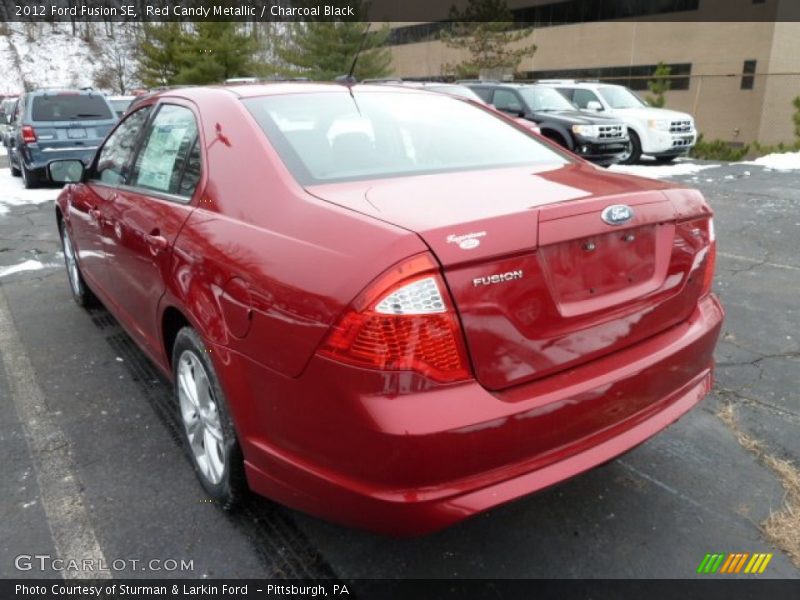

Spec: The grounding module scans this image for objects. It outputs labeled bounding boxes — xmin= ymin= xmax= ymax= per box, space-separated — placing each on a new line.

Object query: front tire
xmin=59 ymin=219 xmax=97 ymax=308
xmin=620 ymin=130 xmax=642 ymax=165
xmin=173 ymin=327 xmax=246 ymax=509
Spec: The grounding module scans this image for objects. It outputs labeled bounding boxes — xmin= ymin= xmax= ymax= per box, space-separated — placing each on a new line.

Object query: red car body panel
xmin=55 ymin=84 xmax=723 ymax=535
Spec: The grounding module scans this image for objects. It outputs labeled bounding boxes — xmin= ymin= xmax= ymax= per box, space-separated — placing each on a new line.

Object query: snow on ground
xmin=0 ymin=258 xmax=60 ymax=279
xmin=0 ymin=167 xmax=57 ymax=216
xmin=740 ymin=151 xmax=800 ymax=171
xmin=609 ymin=161 xmax=720 ymax=179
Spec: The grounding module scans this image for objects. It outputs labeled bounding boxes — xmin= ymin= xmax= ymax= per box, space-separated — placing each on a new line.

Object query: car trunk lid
xmin=307 ymin=163 xmax=713 ymax=390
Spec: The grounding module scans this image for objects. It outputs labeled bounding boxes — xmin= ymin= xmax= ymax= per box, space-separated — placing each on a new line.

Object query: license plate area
xmin=539 ymin=224 xmax=658 ymax=304
xmin=67 ymin=128 xmax=87 ymax=139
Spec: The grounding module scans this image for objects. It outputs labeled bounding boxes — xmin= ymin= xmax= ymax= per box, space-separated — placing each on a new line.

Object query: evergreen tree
xmin=274 ymin=21 xmax=392 ymax=81
xmin=646 ymin=63 xmax=672 ymax=108
xmin=137 ymin=23 xmax=189 ymax=87
xmin=441 ymin=0 xmax=536 ymax=79
xmin=174 ymin=22 xmax=258 ymax=85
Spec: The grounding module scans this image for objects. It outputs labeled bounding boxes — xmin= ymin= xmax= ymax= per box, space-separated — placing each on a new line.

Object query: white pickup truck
xmin=539 ymin=80 xmax=697 ymax=164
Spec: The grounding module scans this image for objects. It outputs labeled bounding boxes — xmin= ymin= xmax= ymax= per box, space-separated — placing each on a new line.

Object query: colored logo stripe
xmin=698 ymin=553 xmax=773 ymax=574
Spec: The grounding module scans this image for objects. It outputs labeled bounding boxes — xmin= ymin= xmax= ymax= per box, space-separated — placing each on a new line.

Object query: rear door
xmin=99 ymin=102 xmax=201 ymax=356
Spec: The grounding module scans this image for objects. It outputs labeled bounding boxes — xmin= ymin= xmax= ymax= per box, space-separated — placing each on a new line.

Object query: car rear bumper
xmin=22 ymin=145 xmax=98 ymax=171
xmin=226 ymin=294 xmax=723 ymax=536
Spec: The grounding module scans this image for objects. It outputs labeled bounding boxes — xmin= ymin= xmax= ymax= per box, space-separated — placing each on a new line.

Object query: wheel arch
xmin=538 ymin=125 xmax=573 ymax=150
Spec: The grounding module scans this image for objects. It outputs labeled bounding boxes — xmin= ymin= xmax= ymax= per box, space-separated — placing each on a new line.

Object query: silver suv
xmin=539 ymin=80 xmax=697 ymax=164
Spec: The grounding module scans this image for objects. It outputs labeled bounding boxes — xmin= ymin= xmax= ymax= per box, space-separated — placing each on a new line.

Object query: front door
xmin=99 ymin=103 xmax=203 ymax=357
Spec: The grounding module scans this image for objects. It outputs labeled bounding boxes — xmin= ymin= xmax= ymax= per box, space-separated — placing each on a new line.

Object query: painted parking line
xmin=0 ymin=286 xmax=110 ymax=580
xmin=717 ymin=251 xmax=800 ymax=272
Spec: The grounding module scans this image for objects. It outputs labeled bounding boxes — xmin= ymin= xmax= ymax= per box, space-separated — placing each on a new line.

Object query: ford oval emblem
xmin=601 ymin=204 xmax=634 ymax=226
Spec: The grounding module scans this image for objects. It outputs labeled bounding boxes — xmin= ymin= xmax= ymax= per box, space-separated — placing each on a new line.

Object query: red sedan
xmin=49 ymin=83 xmax=723 ymax=536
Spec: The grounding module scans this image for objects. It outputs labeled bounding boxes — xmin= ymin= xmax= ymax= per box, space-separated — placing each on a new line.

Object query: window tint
xmin=244 ymin=91 xmax=569 ymax=185
xmin=132 ymin=105 xmax=199 ymax=197
xmin=492 ymin=89 xmax=524 ymax=113
xmin=572 ymin=89 xmax=602 ymax=109
xmin=91 ymin=107 xmax=151 ymax=186
xmin=31 ymin=94 xmax=113 ymax=121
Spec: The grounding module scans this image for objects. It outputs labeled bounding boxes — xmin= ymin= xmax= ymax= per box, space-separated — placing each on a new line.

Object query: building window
xmin=387 ymin=0 xmax=700 ymax=46
xmin=523 ymin=63 xmax=693 ymax=91
xmin=741 ymin=60 xmax=757 ymax=90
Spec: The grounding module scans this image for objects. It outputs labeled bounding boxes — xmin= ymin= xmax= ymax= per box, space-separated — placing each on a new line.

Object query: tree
xmin=646 ymin=62 xmax=672 ymax=108
xmin=93 ymin=24 xmax=139 ymax=93
xmin=174 ymin=22 xmax=259 ymax=85
xmin=793 ymin=96 xmax=800 ymax=141
xmin=273 ymin=21 xmax=392 ymax=81
xmin=137 ymin=23 xmax=190 ymax=87
xmin=441 ymin=0 xmax=536 ymax=79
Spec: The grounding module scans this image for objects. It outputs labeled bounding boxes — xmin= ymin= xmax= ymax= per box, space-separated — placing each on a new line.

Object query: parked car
xmin=8 ymin=89 xmax=117 ymax=188
xmin=465 ymin=82 xmax=630 ymax=166
xmin=539 ymin=80 xmax=697 ymax=164
xmin=50 ymin=83 xmax=722 ymax=535
xmin=372 ymin=80 xmax=542 ymax=134
xmin=106 ymin=95 xmax=136 ymax=118
xmin=0 ymin=95 xmax=18 ymax=146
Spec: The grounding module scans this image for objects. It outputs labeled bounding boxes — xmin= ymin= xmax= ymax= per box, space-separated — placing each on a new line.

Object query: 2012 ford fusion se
xmin=50 ymin=83 xmax=723 ymax=536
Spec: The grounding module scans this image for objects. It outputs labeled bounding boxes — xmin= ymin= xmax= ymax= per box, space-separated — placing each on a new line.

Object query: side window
xmin=471 ymin=87 xmax=493 ymax=103
xmin=91 ymin=107 xmax=151 ymax=186
xmin=572 ymin=89 xmax=602 ymax=109
xmin=557 ymin=88 xmax=574 ymax=102
xmin=131 ymin=105 xmax=199 ymax=198
xmin=492 ymin=89 xmax=524 ymax=113
xmin=177 ymin=139 xmax=202 ymax=198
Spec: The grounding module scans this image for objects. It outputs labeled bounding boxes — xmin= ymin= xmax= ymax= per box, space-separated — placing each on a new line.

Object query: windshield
xmin=598 ymin=86 xmax=647 ymax=109
xmin=518 ymin=87 xmax=576 ymax=112
xmin=244 ymin=91 xmax=568 ymax=185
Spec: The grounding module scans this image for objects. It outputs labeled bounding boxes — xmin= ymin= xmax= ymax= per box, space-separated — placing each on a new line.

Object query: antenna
xmin=336 ymin=23 xmax=372 ymax=85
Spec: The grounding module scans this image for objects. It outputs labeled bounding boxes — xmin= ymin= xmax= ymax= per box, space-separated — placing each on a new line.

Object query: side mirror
xmin=48 ymin=159 xmax=86 ymax=184
xmin=586 ymin=100 xmax=603 ymax=112
xmin=5 ymin=114 xmax=12 ymax=125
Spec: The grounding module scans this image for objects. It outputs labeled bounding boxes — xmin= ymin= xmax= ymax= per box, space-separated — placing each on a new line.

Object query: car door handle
xmin=144 ymin=230 xmax=169 ymax=254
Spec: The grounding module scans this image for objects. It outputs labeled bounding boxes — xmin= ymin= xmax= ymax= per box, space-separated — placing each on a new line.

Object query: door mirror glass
xmin=48 ymin=159 xmax=85 ymax=183
xmin=586 ymin=100 xmax=603 ymax=111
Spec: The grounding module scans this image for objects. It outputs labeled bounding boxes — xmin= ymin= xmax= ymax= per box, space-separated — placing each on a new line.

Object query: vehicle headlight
xmin=572 ymin=124 xmax=599 ymax=138
xmin=648 ymin=119 xmax=671 ymax=131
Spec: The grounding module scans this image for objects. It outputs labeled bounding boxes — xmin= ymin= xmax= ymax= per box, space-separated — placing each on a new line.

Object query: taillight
xmin=319 ymin=253 xmax=472 ymax=383
xmin=21 ymin=125 xmax=36 ymax=144
xmin=701 ymin=218 xmax=717 ymax=297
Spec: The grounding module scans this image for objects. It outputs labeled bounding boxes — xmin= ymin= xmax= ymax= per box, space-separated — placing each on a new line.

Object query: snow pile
xmin=741 ymin=151 xmax=800 ymax=171
xmin=609 ymin=161 xmax=720 ymax=180
xmin=0 ymin=259 xmax=60 ymax=279
xmin=0 ymin=167 xmax=58 ymax=216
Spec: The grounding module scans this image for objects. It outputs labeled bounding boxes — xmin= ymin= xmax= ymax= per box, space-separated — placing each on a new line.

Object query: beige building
xmin=382 ymin=0 xmax=800 ymax=145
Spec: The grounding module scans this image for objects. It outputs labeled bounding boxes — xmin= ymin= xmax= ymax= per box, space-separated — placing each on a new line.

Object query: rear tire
xmin=58 ymin=219 xmax=97 ymax=308
xmin=173 ymin=327 xmax=246 ymax=510
xmin=620 ymin=131 xmax=642 ymax=165
xmin=21 ymin=162 xmax=39 ymax=189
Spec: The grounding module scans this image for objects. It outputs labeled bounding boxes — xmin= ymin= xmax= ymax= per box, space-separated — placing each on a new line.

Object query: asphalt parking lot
xmin=0 ymin=158 xmax=798 ymax=580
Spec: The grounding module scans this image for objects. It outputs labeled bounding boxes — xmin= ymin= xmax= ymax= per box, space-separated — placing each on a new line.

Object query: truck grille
xmin=670 ymin=120 xmax=693 ymax=133
xmin=598 ymin=124 xmax=625 ymax=139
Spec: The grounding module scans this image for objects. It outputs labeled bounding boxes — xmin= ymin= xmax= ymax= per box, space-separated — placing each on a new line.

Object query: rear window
xmin=31 ymin=94 xmax=113 ymax=121
xmin=244 ymin=91 xmax=568 ymax=185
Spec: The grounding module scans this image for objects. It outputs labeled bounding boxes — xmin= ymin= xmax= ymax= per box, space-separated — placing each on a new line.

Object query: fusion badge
xmin=473 ymin=270 xmax=524 ymax=287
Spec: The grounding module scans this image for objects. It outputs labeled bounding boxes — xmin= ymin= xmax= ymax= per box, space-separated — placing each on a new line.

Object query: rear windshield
xmin=244 ymin=91 xmax=568 ymax=185
xmin=31 ymin=94 xmax=113 ymax=121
